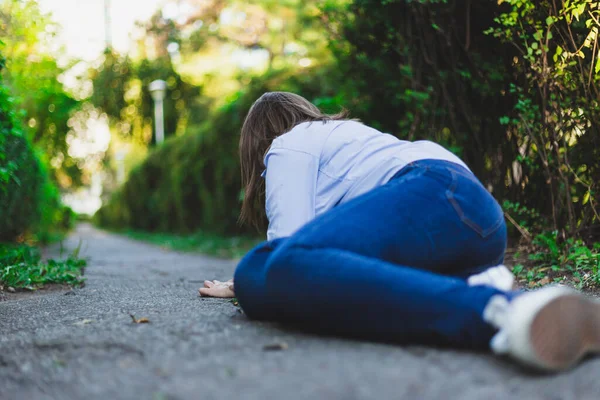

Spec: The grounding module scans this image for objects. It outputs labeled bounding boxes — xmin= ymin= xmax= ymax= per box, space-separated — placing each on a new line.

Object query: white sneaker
xmin=468 ymin=264 xmax=515 ymax=292
xmin=483 ymin=286 xmax=600 ymax=371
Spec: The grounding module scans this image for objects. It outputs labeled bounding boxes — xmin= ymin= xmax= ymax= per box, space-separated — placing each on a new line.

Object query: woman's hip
xmin=267 ymin=159 xmax=506 ymax=274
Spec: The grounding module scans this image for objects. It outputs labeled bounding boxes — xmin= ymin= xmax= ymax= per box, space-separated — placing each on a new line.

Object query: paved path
xmin=1 ymin=224 xmax=600 ymax=400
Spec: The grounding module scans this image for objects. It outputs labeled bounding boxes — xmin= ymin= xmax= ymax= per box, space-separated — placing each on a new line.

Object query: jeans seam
xmin=445 ymin=169 xmax=504 ymax=239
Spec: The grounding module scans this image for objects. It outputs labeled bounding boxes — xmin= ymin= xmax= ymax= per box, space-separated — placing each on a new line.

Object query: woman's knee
xmin=264 ymin=242 xmax=315 ymax=292
xmin=234 ymin=239 xmax=288 ymax=320
xmin=235 ymin=238 xmax=287 ymax=275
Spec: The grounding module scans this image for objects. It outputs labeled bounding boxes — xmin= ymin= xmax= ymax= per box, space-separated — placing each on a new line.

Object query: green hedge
xmin=94 ymin=89 xmax=248 ymax=234
xmin=95 ymin=125 xmax=242 ymax=233
xmin=95 ymin=67 xmax=343 ymax=235
xmin=0 ymin=53 xmax=72 ymax=242
xmin=0 ymin=55 xmax=43 ymax=241
xmin=0 ymin=134 xmax=45 ymax=241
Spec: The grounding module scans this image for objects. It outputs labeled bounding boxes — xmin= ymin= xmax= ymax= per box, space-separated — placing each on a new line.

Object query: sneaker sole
xmin=530 ymin=294 xmax=600 ymax=370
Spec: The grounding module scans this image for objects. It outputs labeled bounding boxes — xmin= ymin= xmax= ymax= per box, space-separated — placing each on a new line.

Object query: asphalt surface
xmin=1 ymin=223 xmax=600 ymax=400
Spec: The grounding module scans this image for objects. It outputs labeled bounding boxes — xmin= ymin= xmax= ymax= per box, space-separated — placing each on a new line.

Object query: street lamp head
xmin=149 ymin=79 xmax=167 ymax=101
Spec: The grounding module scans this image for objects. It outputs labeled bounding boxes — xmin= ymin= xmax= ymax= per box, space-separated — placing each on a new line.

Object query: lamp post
xmin=149 ymin=79 xmax=167 ymax=145
xmin=115 ymin=148 xmax=127 ymax=184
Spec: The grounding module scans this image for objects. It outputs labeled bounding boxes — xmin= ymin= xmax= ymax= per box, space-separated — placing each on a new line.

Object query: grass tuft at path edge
xmin=122 ymin=229 xmax=261 ymax=259
xmin=0 ymin=243 xmax=87 ymax=290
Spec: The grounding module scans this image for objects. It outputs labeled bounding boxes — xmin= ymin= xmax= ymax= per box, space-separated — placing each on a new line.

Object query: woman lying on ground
xmin=199 ymin=92 xmax=600 ymax=372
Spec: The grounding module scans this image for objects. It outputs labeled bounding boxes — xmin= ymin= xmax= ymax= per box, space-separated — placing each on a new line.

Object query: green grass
xmin=123 ymin=230 xmax=261 ymax=259
xmin=510 ymin=231 xmax=600 ymax=290
xmin=0 ymin=243 xmax=87 ymax=290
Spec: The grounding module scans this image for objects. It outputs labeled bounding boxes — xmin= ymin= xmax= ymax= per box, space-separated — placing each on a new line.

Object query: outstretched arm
xmin=198 ymin=279 xmax=235 ymax=298
xmin=199 ymin=146 xmax=316 ymax=298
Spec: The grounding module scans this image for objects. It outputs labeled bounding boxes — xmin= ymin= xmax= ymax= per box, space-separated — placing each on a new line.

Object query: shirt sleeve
xmin=264 ymin=147 xmax=318 ymax=241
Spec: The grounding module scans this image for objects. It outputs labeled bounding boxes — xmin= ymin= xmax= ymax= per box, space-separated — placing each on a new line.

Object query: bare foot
xmin=198 ymin=279 xmax=235 ymax=298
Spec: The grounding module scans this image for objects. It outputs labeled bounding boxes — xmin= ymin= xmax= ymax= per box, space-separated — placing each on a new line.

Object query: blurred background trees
xmin=2 ymin=0 xmax=600 ymax=248
xmin=0 ymin=0 xmax=83 ymax=187
xmin=1 ymin=0 xmax=78 ymax=243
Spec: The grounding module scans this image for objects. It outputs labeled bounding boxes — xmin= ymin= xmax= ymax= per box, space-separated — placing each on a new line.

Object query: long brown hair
xmin=239 ymin=91 xmax=349 ymax=231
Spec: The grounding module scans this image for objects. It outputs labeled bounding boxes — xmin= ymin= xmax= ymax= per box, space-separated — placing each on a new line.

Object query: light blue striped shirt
xmin=263 ymin=120 xmax=469 ymax=240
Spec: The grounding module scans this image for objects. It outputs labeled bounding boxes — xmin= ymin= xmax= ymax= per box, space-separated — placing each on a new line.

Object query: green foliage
xmin=486 ymin=0 xmax=600 ymax=237
xmin=0 ymin=243 xmax=86 ymax=289
xmin=321 ymin=0 xmax=519 ymax=200
xmin=124 ymin=230 xmax=261 ymax=259
xmin=89 ymin=51 xmax=133 ymax=123
xmin=36 ymin=175 xmax=77 ymax=243
xmin=89 ymin=50 xmax=206 ymax=146
xmin=95 ymin=66 xmax=344 ymax=235
xmin=94 ymin=107 xmax=242 ymax=233
xmin=1 ymin=0 xmax=82 ymax=186
xmin=92 ymin=0 xmax=599 ymax=249
xmin=513 ymin=230 xmax=600 ymax=289
xmin=176 ymin=0 xmax=332 ymax=70
xmin=0 ymin=51 xmax=44 ymax=241
xmin=0 ymin=49 xmax=72 ymax=243
xmin=320 ymin=0 xmax=600 ymax=241
xmin=502 ymin=200 xmax=545 ymax=237
xmin=0 ymin=1 xmax=78 ymax=244
xmin=0 ymin=53 xmax=20 ymax=189
xmin=0 ymin=132 xmax=44 ymax=241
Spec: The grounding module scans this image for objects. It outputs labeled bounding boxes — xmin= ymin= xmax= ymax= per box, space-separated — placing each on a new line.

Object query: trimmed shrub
xmin=94 ymin=98 xmax=244 ymax=234
xmin=95 ymin=67 xmax=343 ymax=235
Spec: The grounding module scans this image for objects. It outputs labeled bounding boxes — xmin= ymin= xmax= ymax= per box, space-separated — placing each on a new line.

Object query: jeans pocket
xmin=445 ymin=169 xmax=505 ymax=238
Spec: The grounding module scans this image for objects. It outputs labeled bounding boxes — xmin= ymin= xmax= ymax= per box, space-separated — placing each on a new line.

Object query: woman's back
xmin=264 ymin=120 xmax=468 ymax=240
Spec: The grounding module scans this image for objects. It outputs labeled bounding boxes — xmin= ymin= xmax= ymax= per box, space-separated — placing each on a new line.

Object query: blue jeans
xmin=234 ymin=159 xmax=509 ymax=349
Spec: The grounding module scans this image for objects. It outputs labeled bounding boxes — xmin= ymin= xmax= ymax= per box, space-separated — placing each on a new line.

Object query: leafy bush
xmin=0 ymin=51 xmax=71 ymax=242
xmin=322 ymin=0 xmax=517 ymax=188
xmin=96 ymin=1 xmax=600 ymax=245
xmin=95 ymin=67 xmax=344 ymax=235
xmin=0 ymin=53 xmax=44 ymax=241
xmin=89 ymin=51 xmax=205 ymax=146
xmin=502 ymin=200 xmax=545 ymax=240
xmin=323 ymin=0 xmax=600 ymax=239
xmin=36 ymin=176 xmax=77 ymax=243
xmin=512 ymin=230 xmax=600 ymax=289
xmin=487 ymin=0 xmax=600 ymax=239
xmin=1 ymin=0 xmax=82 ymax=185
xmin=0 ymin=134 xmax=45 ymax=241
xmin=94 ymin=88 xmax=244 ymax=233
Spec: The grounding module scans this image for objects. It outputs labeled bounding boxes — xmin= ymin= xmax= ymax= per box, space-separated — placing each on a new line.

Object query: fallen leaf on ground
xmin=537 ymin=277 xmax=551 ymax=286
xmin=129 ymin=313 xmax=151 ymax=324
xmin=73 ymin=319 xmax=94 ymax=326
xmin=263 ymin=342 xmax=288 ymax=351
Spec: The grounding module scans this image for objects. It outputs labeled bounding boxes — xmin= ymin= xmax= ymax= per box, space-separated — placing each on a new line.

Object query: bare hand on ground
xmin=198 ymin=279 xmax=235 ymax=298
